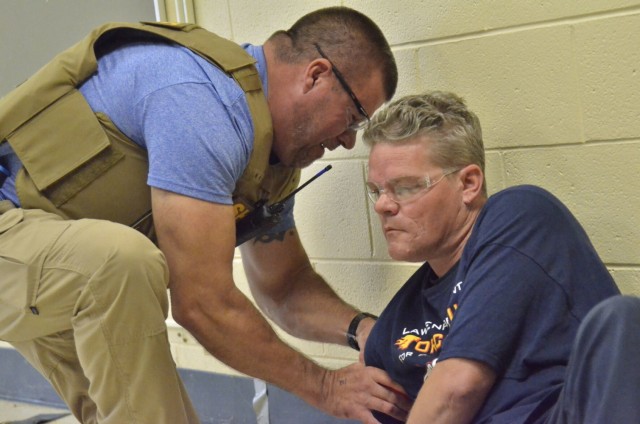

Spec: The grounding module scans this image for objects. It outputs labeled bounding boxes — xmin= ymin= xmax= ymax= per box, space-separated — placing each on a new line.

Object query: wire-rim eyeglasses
xmin=313 ymin=43 xmax=370 ymax=132
xmin=366 ymin=168 xmax=461 ymax=205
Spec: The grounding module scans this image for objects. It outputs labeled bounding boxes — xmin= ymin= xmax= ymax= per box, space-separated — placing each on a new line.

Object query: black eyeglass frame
xmin=313 ymin=43 xmax=371 ymax=129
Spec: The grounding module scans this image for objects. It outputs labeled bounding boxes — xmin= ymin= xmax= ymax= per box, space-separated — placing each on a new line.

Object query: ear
xmin=458 ymin=164 xmax=485 ymax=205
xmin=302 ymin=58 xmax=332 ymax=94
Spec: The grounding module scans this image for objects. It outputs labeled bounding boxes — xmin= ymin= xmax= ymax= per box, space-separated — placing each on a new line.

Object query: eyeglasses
xmin=366 ymin=169 xmax=460 ymax=204
xmin=313 ymin=43 xmax=370 ymax=131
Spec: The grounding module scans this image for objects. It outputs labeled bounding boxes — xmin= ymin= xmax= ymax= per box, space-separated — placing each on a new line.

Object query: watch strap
xmin=346 ymin=312 xmax=378 ymax=351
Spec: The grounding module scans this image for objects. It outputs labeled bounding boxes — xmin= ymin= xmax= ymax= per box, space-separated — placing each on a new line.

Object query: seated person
xmin=361 ymin=91 xmax=640 ymax=424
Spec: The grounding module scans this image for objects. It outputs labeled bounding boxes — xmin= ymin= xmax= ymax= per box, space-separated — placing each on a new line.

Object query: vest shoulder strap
xmin=0 ymin=22 xmax=299 ymax=231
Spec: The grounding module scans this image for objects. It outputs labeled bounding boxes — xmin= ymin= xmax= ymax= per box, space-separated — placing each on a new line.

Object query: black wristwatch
xmin=346 ymin=312 xmax=378 ymax=351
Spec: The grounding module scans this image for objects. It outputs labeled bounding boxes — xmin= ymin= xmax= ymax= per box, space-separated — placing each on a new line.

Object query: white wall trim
xmin=156 ymin=0 xmax=195 ymax=23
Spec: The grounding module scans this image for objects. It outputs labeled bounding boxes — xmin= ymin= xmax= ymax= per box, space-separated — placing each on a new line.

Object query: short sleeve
xmin=140 ymin=81 xmax=252 ymax=204
xmin=439 ymin=244 xmax=558 ymax=376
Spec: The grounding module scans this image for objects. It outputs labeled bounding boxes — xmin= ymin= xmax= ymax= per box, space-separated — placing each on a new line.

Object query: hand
xmin=318 ymin=362 xmax=412 ymax=423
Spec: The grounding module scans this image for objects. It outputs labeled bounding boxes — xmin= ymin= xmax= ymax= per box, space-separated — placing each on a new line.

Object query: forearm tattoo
xmin=254 ymin=229 xmax=295 ymax=244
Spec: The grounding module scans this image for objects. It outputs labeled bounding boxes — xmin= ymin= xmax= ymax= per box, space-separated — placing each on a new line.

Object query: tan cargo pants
xmin=0 ymin=201 xmax=199 ymax=423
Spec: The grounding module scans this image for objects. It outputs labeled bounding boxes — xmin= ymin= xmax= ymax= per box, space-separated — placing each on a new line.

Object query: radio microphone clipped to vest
xmin=235 ymin=165 xmax=332 ymax=246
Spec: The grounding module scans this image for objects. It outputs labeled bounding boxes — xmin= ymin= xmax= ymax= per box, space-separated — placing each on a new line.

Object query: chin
xmin=388 ymin=246 xmax=411 ymax=262
xmin=295 ymin=158 xmax=316 ymax=169
xmin=293 ymin=151 xmax=323 ymax=169
xmin=388 ymin=245 xmax=424 ymax=263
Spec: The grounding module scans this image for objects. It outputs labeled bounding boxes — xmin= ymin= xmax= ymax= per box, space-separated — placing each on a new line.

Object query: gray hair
xmin=363 ymin=91 xmax=486 ymax=194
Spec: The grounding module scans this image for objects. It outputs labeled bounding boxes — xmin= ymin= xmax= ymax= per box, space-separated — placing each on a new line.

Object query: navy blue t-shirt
xmin=365 ymin=185 xmax=620 ymax=423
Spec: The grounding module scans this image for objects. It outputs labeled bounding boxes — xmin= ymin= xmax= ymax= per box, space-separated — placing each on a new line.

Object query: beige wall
xmin=162 ymin=0 xmax=640 ymax=377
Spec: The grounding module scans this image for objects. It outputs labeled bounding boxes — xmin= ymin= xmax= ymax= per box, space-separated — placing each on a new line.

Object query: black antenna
xmin=236 ymin=164 xmax=333 ymax=245
xmin=269 ymin=164 xmax=332 ymax=210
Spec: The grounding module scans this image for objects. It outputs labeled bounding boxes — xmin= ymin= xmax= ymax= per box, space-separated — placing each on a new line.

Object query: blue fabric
xmin=365 ymin=185 xmax=620 ymax=424
xmin=0 ymin=39 xmax=295 ymax=231
xmin=0 ymin=141 xmax=20 ymax=204
xmin=545 ymin=295 xmax=640 ymax=424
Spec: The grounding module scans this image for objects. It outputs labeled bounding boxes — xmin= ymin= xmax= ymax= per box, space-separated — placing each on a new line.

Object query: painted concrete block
xmin=314 ymin=261 xmax=421 ymax=316
xmin=502 ymin=142 xmax=640 ymax=264
xmin=271 ymin=323 xmax=326 ymax=357
xmin=295 ymin=160 xmax=373 ymax=259
xmin=575 ymin=14 xmax=640 ymax=140
xmin=608 ymin=267 xmax=640 ymax=296
xmin=323 ymin=342 xmax=359 ymax=361
xmin=192 ymin=0 xmax=232 ymax=39
xmin=314 ymin=356 xmax=357 ymax=370
xmin=232 ymin=258 xmax=251 ymax=296
xmin=485 ymin=150 xmax=506 ymax=195
xmin=393 ymin=47 xmax=422 ymax=99
xmin=344 ymin=1 xmax=640 ymax=44
xmin=417 ymin=26 xmax=582 ymax=150
xmin=226 ymin=0 xmax=339 ymax=44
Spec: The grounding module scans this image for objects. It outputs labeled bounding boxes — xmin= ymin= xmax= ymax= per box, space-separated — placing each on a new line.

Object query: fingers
xmin=364 ymin=367 xmax=412 ymax=421
xmin=347 ymin=408 xmax=383 ymax=424
xmin=361 ymin=414 xmax=383 ymax=424
xmin=318 ymin=364 xmax=411 ymax=423
xmin=348 ymin=365 xmax=412 ymax=421
xmin=367 ymin=386 xmax=410 ymax=422
xmin=367 ymin=383 xmax=410 ymax=421
xmin=366 ymin=366 xmax=409 ymax=396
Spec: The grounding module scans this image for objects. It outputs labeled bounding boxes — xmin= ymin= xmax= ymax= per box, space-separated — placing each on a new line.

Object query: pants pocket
xmin=0 ymin=207 xmax=24 ymax=233
xmin=0 ymin=256 xmax=31 ymax=339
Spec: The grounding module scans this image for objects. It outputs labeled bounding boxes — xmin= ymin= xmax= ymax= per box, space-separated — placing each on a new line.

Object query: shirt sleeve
xmin=439 ymin=244 xmax=556 ymax=376
xmin=80 ymin=41 xmax=254 ymax=205
xmin=139 ymin=80 xmax=252 ymax=205
xmin=438 ymin=187 xmax=578 ymax=377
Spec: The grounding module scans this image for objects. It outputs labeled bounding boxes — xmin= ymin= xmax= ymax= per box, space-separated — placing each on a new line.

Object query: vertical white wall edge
xmin=155 ymin=0 xmax=195 ymax=23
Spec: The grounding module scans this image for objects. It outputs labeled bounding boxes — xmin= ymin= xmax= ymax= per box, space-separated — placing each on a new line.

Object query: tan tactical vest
xmin=0 ymin=22 xmax=300 ymax=238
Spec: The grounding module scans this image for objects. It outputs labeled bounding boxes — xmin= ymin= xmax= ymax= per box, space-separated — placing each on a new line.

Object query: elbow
xmin=447 ymin=385 xmax=485 ymax=410
xmin=445 ymin=376 xmax=494 ymax=415
xmin=252 ymin=295 xmax=303 ymax=337
xmin=170 ymin=284 xmax=243 ymax=337
xmin=171 ymin=307 xmax=194 ymax=333
xmin=253 ymin=297 xmax=290 ymax=331
xmin=171 ymin=297 xmax=204 ymax=334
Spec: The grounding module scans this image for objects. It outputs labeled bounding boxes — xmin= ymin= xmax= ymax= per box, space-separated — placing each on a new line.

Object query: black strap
xmin=346 ymin=312 xmax=378 ymax=351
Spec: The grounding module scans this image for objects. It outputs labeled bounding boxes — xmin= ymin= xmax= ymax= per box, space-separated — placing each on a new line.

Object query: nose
xmin=338 ymin=131 xmax=357 ymax=150
xmin=373 ymin=191 xmax=399 ymax=216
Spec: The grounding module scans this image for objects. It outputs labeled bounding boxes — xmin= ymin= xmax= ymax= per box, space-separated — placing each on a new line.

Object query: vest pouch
xmin=8 ymin=90 xmax=113 ymax=196
xmin=10 ymin=91 xmax=152 ymax=229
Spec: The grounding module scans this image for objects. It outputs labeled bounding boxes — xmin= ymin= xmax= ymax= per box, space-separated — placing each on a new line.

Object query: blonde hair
xmin=363 ymin=91 xmax=486 ymax=194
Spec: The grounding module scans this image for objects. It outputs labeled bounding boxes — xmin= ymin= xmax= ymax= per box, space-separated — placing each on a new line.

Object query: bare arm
xmin=152 ymin=188 xmax=409 ymax=422
xmin=407 ymin=358 xmax=496 ymax=424
xmin=240 ymin=227 xmax=375 ymax=346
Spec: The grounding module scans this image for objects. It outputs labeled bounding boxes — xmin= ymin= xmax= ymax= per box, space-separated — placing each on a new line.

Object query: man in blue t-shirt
xmin=362 ymin=91 xmax=640 ymax=423
xmin=0 ymin=7 xmax=411 ymax=423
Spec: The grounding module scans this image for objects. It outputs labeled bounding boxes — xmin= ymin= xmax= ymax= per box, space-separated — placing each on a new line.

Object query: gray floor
xmin=0 ymin=400 xmax=78 ymax=423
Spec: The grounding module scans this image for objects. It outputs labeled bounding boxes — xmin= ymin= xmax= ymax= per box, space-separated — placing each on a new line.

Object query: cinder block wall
xmin=166 ymin=0 xmax=640 ymax=377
